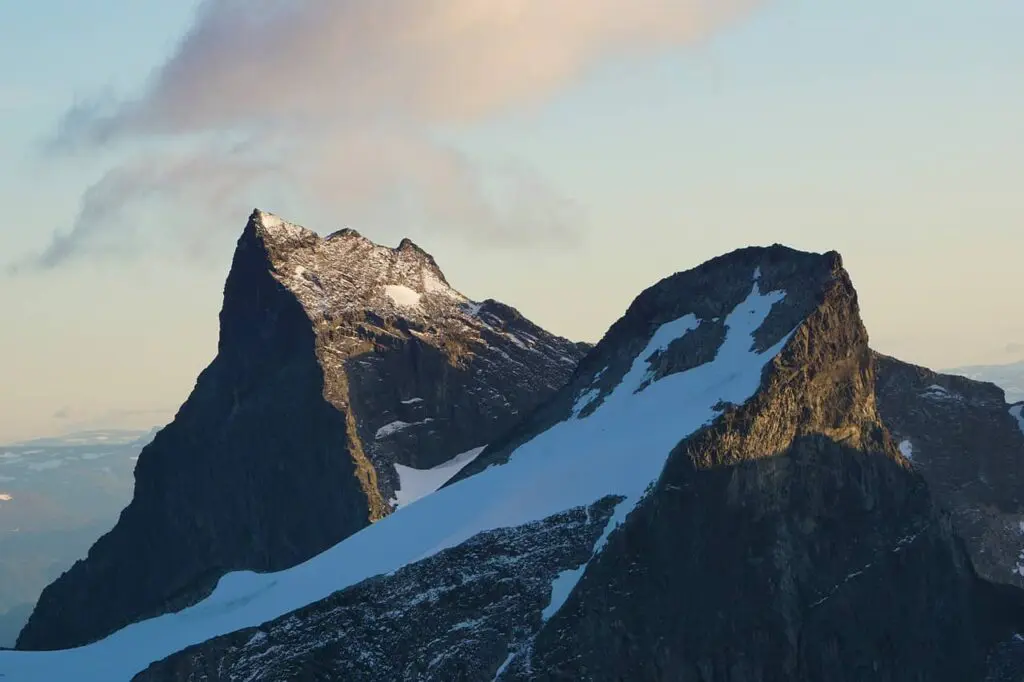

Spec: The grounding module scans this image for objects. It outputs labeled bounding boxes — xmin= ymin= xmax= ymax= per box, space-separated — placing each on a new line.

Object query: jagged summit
xmin=15 ymin=210 xmax=588 ymax=653
xmin=251 ymin=209 xmax=431 ymax=258
xmin=243 ymin=209 xmax=464 ymax=329
xmin=5 ymin=240 xmax=1024 ymax=680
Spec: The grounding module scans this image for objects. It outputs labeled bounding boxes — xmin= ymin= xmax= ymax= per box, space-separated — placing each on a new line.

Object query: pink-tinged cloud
xmin=27 ymin=0 xmax=759 ymax=270
xmin=60 ymin=0 xmax=758 ymax=140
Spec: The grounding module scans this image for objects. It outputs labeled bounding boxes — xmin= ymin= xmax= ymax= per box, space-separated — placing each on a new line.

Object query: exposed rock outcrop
xmin=16 ymin=210 xmax=587 ymax=652
xmin=134 ymin=497 xmax=623 ymax=682
xmin=874 ymin=354 xmax=1024 ymax=589
xmin=130 ymin=245 xmax=1024 ymax=681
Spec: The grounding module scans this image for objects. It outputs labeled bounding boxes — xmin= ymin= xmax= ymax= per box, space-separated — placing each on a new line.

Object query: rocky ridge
xmin=16 ymin=210 xmax=587 ymax=652
xmin=129 ymin=245 xmax=1024 ymax=681
xmin=874 ymin=354 xmax=1024 ymax=589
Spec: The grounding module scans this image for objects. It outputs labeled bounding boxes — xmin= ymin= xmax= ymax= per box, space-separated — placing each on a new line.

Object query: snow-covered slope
xmin=0 ymin=263 xmax=794 ymax=681
xmin=6 ymin=245 xmax=1023 ymax=681
xmin=129 ymin=245 xmax=1024 ymax=681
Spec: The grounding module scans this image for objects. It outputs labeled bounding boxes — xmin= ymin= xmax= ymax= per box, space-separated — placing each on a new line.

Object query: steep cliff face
xmin=16 ymin=210 xmax=587 ymax=652
xmin=874 ymin=354 xmax=1024 ymax=589
xmin=517 ymin=273 xmax=1017 ymax=681
xmin=118 ymin=245 xmax=1024 ymax=682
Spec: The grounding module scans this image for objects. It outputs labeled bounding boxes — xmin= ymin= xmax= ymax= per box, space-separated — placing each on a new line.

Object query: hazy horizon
xmin=1 ymin=1 xmax=1022 ymax=442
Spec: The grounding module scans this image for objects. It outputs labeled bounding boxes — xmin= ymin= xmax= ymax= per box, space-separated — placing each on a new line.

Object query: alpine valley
xmin=3 ymin=210 xmax=1024 ymax=681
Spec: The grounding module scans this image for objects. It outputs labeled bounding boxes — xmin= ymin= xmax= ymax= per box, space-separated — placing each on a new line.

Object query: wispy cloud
xmin=21 ymin=0 xmax=758 ymax=270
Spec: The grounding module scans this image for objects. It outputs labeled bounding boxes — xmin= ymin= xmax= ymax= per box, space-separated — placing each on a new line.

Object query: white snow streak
xmin=571 ymin=388 xmax=600 ymax=418
xmin=392 ymin=447 xmax=486 ymax=509
xmin=898 ymin=439 xmax=913 ymax=461
xmin=541 ymin=564 xmax=587 ymax=621
xmin=375 ymin=419 xmax=434 ymax=440
xmin=0 ymin=274 xmax=792 ymax=681
xmin=422 ymin=271 xmax=464 ymax=300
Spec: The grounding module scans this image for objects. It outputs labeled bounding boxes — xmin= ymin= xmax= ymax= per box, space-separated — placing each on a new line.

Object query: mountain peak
xmin=248 ymin=208 xmax=316 ymax=242
xmin=14 ymin=209 xmax=589 ymax=654
xmin=396 ymin=237 xmax=420 ymax=252
xmin=326 ymin=227 xmax=363 ymax=240
xmin=238 ymin=211 xmax=461 ymax=321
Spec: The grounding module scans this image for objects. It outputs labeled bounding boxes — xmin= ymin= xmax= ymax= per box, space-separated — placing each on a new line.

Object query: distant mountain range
xmin=946 ymin=361 xmax=1024 ymax=403
xmin=0 ymin=428 xmax=156 ymax=647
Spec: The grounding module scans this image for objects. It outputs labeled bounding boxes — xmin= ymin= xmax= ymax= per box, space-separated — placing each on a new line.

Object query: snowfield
xmin=0 ymin=270 xmax=793 ymax=681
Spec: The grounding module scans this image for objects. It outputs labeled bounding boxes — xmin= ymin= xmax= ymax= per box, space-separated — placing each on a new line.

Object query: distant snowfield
xmin=7 ymin=429 xmax=154 ymax=448
xmin=0 ymin=272 xmax=794 ymax=681
xmin=946 ymin=361 xmax=1024 ymax=404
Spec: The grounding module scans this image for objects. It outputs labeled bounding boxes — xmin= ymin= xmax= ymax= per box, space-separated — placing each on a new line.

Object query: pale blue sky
xmin=0 ymin=1 xmax=1021 ymax=442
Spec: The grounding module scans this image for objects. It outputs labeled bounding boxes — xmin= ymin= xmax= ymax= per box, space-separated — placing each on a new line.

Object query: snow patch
xmin=257 ymin=211 xmax=283 ymax=229
xmin=384 ymin=285 xmax=422 ymax=308
xmin=400 ymin=398 xmax=424 ymax=405
xmin=571 ymin=388 xmax=601 ymax=418
xmin=256 ymin=211 xmax=308 ymax=240
xmin=898 ymin=439 xmax=913 ymax=461
xmin=0 ymin=275 xmax=793 ymax=681
xmin=493 ymin=651 xmax=516 ymax=680
xmin=541 ymin=565 xmax=587 ymax=621
xmin=375 ymin=419 xmax=433 ymax=440
xmin=392 ymin=447 xmax=486 ymax=509
xmin=539 ymin=497 xmax=631 ymax=623
xmin=920 ymin=384 xmax=963 ymax=402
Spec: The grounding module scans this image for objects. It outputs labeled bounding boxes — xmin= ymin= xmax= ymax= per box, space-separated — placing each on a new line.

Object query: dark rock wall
xmin=517 ymin=265 xmax=1018 ymax=681
xmin=17 ymin=221 xmax=372 ymax=651
xmin=874 ymin=353 xmax=1024 ymax=589
xmin=18 ymin=212 xmax=587 ymax=652
xmin=131 ymin=246 xmax=1024 ymax=681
